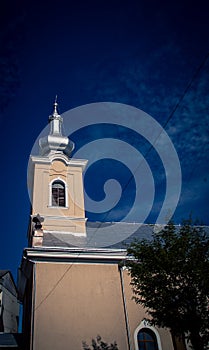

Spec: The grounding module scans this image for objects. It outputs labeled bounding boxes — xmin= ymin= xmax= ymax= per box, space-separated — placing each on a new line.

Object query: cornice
xmin=32 ymin=215 xmax=87 ymax=221
xmin=23 ymin=247 xmax=127 ymax=263
xmin=30 ymin=154 xmax=88 ymax=170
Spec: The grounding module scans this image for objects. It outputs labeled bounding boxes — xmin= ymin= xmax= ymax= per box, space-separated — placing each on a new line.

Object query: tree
xmin=126 ymin=219 xmax=209 ymax=350
xmin=82 ymin=335 xmax=118 ymax=350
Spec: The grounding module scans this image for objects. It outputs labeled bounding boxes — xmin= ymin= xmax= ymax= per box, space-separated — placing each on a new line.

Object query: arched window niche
xmin=134 ymin=320 xmax=162 ymax=350
xmin=49 ymin=178 xmax=68 ymax=208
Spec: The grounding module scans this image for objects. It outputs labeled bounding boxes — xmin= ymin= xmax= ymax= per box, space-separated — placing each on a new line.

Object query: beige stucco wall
xmin=33 ymin=262 xmax=129 ymax=350
xmin=122 ymin=270 xmax=174 ymax=350
xmin=32 ymin=262 xmax=174 ymax=350
xmin=32 ymin=159 xmax=86 ymax=235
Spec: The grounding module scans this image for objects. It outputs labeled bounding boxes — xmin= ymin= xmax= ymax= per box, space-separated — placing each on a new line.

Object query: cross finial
xmin=52 ymin=95 xmax=58 ymax=116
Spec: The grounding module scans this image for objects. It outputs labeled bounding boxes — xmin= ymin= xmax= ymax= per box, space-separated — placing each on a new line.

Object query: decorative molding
xmin=43 ymin=230 xmax=86 ymax=236
xmin=23 ymin=247 xmax=127 ymax=263
xmin=40 ymin=215 xmax=87 ymax=221
xmin=142 ymin=319 xmax=151 ymax=327
xmin=30 ymin=154 xmax=88 ymax=170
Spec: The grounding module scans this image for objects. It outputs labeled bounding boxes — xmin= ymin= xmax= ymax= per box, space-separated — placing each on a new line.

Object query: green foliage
xmin=126 ymin=219 xmax=209 ymax=350
xmin=82 ymin=335 xmax=118 ymax=350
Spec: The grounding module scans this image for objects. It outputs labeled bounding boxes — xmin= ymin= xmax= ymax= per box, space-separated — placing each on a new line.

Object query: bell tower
xmin=28 ymin=99 xmax=87 ymax=247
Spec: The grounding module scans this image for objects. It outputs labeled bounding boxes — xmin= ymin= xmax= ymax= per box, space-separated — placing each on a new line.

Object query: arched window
xmin=137 ymin=328 xmax=159 ymax=350
xmin=52 ymin=180 xmax=65 ymax=207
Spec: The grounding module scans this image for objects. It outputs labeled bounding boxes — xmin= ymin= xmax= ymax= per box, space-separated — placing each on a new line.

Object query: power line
xmin=89 ymin=51 xmax=209 ymax=226
xmin=35 ymin=51 xmax=209 ymax=310
xmin=162 ymin=51 xmax=209 ymax=130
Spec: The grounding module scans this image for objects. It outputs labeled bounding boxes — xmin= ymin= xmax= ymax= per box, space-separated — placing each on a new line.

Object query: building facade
xmin=0 ymin=270 xmax=19 ymax=334
xmin=18 ymin=101 xmax=177 ymax=350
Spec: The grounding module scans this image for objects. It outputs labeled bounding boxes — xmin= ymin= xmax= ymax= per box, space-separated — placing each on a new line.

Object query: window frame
xmin=49 ymin=178 xmax=68 ymax=208
xmin=134 ymin=320 xmax=162 ymax=350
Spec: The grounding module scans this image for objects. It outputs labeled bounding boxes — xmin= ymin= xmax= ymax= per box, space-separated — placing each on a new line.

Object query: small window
xmin=52 ymin=180 xmax=65 ymax=207
xmin=137 ymin=328 xmax=158 ymax=350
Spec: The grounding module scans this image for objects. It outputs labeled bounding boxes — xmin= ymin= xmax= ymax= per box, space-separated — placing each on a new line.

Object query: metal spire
xmin=39 ymin=98 xmax=75 ymax=157
xmin=51 ymin=95 xmax=59 ymax=118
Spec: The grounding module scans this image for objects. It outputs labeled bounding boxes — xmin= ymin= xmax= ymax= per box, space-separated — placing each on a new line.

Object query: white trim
xmin=43 ymin=230 xmax=86 ymax=236
xmin=24 ymin=247 xmax=127 ymax=262
xmin=42 ymin=216 xmax=87 ymax=221
xmin=30 ymin=154 xmax=88 ymax=170
xmin=48 ymin=206 xmax=69 ymax=209
xmin=134 ymin=320 xmax=162 ymax=350
xmin=49 ymin=177 xmax=68 ymax=208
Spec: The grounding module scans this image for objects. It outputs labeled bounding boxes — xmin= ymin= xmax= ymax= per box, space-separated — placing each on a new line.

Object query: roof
xmin=43 ymin=222 xmax=161 ymax=249
xmin=42 ymin=222 xmax=209 ymax=249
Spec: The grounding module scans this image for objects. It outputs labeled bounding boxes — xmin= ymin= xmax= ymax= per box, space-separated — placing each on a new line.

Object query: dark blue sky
xmin=0 ymin=0 xmax=209 ymax=279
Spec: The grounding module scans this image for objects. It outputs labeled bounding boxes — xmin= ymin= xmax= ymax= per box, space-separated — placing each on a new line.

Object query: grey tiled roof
xmin=42 ymin=222 xmax=209 ymax=249
xmin=43 ymin=222 xmax=162 ymax=249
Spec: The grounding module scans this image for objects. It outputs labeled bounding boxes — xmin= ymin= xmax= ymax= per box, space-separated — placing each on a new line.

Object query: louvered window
xmin=52 ymin=180 xmax=65 ymax=207
xmin=137 ymin=328 xmax=158 ymax=350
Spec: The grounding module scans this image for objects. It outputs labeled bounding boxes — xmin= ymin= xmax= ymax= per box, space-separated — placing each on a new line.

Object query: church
xmin=18 ymin=101 xmax=180 ymax=350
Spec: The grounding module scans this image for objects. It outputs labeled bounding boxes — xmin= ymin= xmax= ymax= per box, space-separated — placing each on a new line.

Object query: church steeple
xmin=39 ymin=98 xmax=74 ymax=157
xmin=29 ymin=99 xmax=88 ymax=247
